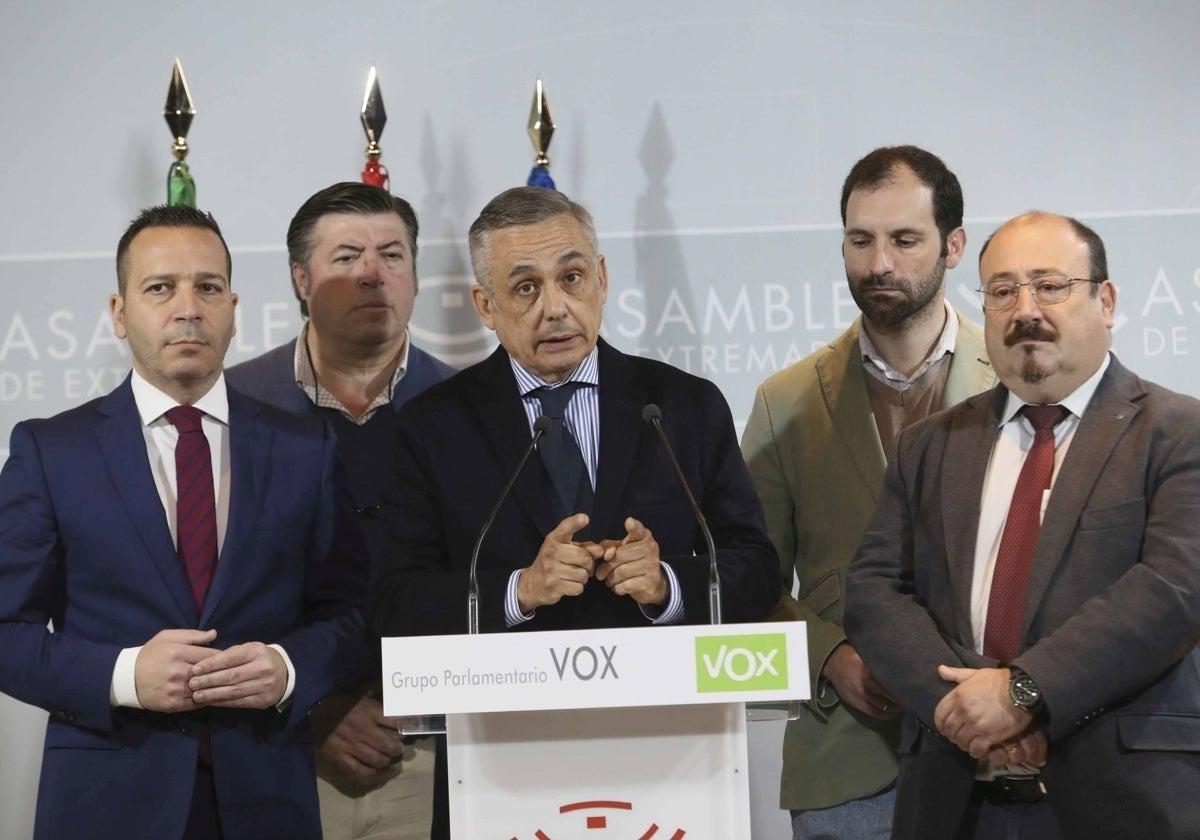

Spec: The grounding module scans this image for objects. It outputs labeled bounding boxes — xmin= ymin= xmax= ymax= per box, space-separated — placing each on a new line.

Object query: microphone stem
xmin=650 ymin=417 xmax=722 ymax=625
xmin=467 ymin=427 xmax=545 ymax=634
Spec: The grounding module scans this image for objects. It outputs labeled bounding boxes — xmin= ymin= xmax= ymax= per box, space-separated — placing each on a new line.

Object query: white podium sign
xmin=381 ymin=621 xmax=807 ymax=839
xmin=448 ymin=702 xmax=751 ymax=839
xmin=381 ymin=621 xmax=808 ymax=716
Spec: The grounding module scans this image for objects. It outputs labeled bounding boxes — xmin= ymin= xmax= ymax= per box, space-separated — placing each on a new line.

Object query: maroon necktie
xmin=166 ymin=405 xmax=217 ymax=615
xmin=166 ymin=405 xmax=217 ymax=766
xmin=982 ymin=404 xmax=1070 ymax=663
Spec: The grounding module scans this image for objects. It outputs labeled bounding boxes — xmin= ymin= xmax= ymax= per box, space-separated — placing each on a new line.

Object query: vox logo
xmin=694 ymin=633 xmax=787 ymax=692
xmin=549 ymin=645 xmax=619 ymax=681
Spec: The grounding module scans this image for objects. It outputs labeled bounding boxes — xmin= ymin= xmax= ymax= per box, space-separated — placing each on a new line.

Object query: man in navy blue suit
xmin=228 ymin=182 xmax=455 ymax=840
xmin=0 ymin=205 xmax=369 ymax=839
xmin=370 ymin=187 xmax=780 ymax=838
xmin=372 ymin=186 xmax=779 ymax=636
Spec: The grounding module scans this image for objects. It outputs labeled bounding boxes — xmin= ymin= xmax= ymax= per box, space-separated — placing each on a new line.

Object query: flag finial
xmin=526 ymin=77 xmax=556 ymax=189
xmin=360 ymin=65 xmax=390 ymax=189
xmin=163 ymin=57 xmax=197 ymax=207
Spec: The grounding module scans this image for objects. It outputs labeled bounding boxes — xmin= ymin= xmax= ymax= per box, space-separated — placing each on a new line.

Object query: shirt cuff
xmin=269 ymin=643 xmax=296 ymax=710
xmin=110 ymin=646 xmax=144 ymax=708
xmin=505 ymin=569 xmax=536 ymax=627
xmin=640 ymin=562 xmax=685 ymax=625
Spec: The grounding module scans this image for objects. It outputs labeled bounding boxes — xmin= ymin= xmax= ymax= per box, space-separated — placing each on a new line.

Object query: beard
xmin=847 ymin=257 xmax=946 ymax=330
xmin=1020 ymin=358 xmax=1049 ymax=384
xmin=1005 ymin=320 xmax=1059 ymax=384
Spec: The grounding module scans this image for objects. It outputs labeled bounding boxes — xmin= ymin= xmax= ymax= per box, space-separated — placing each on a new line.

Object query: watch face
xmin=1012 ymin=675 xmax=1040 ymax=707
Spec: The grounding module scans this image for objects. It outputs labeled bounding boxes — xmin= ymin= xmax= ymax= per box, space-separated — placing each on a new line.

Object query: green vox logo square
xmin=695 ymin=633 xmax=788 ymax=692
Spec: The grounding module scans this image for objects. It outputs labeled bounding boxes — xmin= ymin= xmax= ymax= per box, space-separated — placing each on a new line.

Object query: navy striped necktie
xmin=534 ymin=382 xmax=595 ymax=524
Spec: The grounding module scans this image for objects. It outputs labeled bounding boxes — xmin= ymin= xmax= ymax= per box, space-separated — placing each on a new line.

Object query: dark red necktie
xmin=983 ymin=404 xmax=1069 ymax=663
xmin=166 ymin=405 xmax=217 ymax=613
xmin=166 ymin=405 xmax=217 ymax=766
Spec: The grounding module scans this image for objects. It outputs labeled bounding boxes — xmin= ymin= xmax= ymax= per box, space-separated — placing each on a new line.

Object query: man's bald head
xmin=979 ymin=211 xmax=1108 ymax=285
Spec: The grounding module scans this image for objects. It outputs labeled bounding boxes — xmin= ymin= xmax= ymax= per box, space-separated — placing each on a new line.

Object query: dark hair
xmin=286 ymin=182 xmax=420 ymax=316
xmin=116 ymin=205 xmax=231 ymax=294
xmin=978 ymin=212 xmax=1109 ymax=287
xmin=467 ymin=187 xmax=597 ymax=290
xmin=840 ymin=145 xmax=964 ymax=247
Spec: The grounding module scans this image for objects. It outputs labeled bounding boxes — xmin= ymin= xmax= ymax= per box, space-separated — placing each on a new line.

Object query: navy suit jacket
xmin=0 ymin=377 xmax=370 ymax=840
xmin=369 ymin=339 xmax=780 ymax=637
xmin=225 ymin=337 xmax=456 ymax=419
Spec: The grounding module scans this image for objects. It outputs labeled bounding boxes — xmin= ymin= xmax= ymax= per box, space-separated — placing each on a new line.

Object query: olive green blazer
xmin=741 ymin=310 xmax=996 ymax=811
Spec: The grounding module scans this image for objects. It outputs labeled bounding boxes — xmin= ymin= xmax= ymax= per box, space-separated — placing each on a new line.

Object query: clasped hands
xmin=934 ymin=665 xmax=1047 ymax=769
xmin=133 ymin=628 xmax=288 ymax=714
xmin=517 ymin=513 xmax=668 ymax=613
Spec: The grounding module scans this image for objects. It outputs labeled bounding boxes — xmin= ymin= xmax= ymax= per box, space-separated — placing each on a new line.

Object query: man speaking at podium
xmin=370 ymin=185 xmax=778 ymax=836
xmin=370 ymin=186 xmax=778 ymax=637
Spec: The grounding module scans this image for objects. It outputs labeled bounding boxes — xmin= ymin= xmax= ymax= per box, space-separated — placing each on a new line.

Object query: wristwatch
xmin=1009 ymin=667 xmax=1042 ymax=711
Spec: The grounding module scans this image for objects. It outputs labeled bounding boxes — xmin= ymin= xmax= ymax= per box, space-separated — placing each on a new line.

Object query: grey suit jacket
xmin=845 ymin=356 xmax=1200 ymax=839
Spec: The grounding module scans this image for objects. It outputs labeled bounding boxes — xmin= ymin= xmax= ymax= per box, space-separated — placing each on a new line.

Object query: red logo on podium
xmin=511 ymin=799 xmax=687 ymax=839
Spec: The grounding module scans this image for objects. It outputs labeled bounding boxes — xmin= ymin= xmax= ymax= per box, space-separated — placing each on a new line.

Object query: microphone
xmin=641 ymin=404 xmax=722 ymax=625
xmin=467 ymin=414 xmax=552 ymax=634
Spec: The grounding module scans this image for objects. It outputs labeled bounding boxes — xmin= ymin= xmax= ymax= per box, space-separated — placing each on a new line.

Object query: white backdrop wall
xmin=1 ymin=2 xmax=1198 ymax=837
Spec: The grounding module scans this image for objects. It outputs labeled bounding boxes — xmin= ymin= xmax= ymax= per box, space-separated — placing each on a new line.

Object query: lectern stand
xmin=382 ymin=621 xmax=807 ymax=838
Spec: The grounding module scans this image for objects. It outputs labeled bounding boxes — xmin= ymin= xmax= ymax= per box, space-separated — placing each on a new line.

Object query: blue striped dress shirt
xmin=503 ymin=346 xmax=684 ymax=627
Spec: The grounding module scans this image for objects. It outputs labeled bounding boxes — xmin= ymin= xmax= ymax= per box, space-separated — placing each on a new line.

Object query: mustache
xmin=538 ymin=324 xmax=577 ymax=339
xmin=1005 ymin=321 xmax=1057 ymax=346
xmin=857 ymin=273 xmax=910 ymax=292
xmin=165 ymin=324 xmax=210 ymax=343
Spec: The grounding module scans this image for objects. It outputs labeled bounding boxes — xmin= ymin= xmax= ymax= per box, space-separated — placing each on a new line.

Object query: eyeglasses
xmin=977 ymin=275 xmax=1105 ymax=311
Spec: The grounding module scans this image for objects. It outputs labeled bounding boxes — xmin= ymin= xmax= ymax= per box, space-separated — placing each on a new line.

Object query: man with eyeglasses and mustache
xmin=742 ymin=145 xmax=996 ymax=839
xmin=845 ymin=211 xmax=1200 ymax=838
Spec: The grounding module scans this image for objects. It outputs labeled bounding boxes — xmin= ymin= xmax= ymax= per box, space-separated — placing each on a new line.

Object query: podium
xmin=382 ymin=621 xmax=807 ymax=838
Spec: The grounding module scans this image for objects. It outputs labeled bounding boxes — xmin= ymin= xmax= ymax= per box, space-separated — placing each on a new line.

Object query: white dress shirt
xmin=503 ymin=348 xmax=684 ymax=627
xmin=969 ymin=353 xmax=1110 ymax=775
xmin=109 ymin=370 xmax=295 ymax=708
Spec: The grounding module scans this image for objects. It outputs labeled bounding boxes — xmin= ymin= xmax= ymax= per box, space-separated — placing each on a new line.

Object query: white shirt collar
xmin=509 ymin=345 xmax=600 ymax=396
xmin=859 ymin=299 xmax=958 ymax=385
xmin=999 ymin=352 xmax=1112 ymax=427
xmin=130 ymin=368 xmax=230 ymax=427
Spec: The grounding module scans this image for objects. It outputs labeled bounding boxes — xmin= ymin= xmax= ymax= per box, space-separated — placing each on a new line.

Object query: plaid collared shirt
xmin=292 ymin=322 xmax=410 ymax=424
xmin=859 ymin=299 xmax=958 ymax=391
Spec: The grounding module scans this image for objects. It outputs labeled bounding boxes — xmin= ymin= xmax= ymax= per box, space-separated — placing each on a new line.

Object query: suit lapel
xmin=592 ymin=341 xmax=647 ymax=541
xmin=270 ymin=339 xmax=313 ymax=415
xmin=96 ymin=379 xmax=195 ymax=625
xmin=200 ymin=389 xmax=270 ymax=627
xmin=391 ymin=347 xmax=438 ymax=409
xmin=1020 ymin=360 xmax=1143 ymax=639
xmin=816 ymin=321 xmax=886 ymax=502
xmin=470 ymin=348 xmax=558 ymax=538
xmin=942 ymin=309 xmax=998 ymax=409
xmin=943 ymin=388 xmax=1006 ymax=643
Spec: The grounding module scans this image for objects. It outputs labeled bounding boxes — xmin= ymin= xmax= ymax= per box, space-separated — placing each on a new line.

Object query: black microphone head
xmin=533 ymin=414 xmax=554 ymax=435
xmin=642 ymin=403 xmax=662 ymax=424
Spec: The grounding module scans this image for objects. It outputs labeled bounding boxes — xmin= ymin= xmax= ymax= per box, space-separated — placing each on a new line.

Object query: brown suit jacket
xmin=742 ymin=311 xmax=995 ymax=810
xmin=846 ymin=356 xmax=1200 ymax=840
